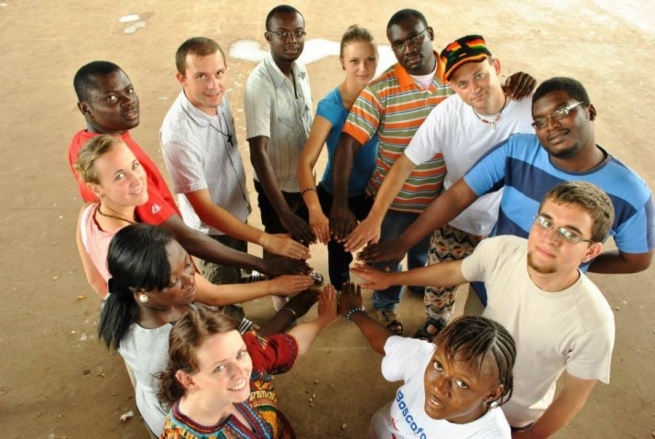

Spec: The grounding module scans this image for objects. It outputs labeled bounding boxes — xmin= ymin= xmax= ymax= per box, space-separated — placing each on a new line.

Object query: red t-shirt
xmin=68 ymin=130 xmax=180 ymax=225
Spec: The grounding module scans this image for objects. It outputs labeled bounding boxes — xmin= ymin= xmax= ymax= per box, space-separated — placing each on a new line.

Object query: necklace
xmin=97 ymin=206 xmax=136 ymax=224
xmin=472 ymin=94 xmax=508 ymax=130
xmin=215 ymin=112 xmax=234 ymax=147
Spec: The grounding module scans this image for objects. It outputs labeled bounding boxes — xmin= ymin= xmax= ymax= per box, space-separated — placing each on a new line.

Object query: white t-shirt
xmin=404 ymin=94 xmax=534 ymax=235
xmin=410 ymin=63 xmax=437 ymax=89
xmin=370 ymin=336 xmax=511 ymax=438
xmin=118 ymin=323 xmax=172 ymax=434
xmin=461 ymin=236 xmax=615 ymax=427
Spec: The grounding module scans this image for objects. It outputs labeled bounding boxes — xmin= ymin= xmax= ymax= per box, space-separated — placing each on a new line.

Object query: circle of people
xmin=68 ymin=5 xmax=654 ymax=439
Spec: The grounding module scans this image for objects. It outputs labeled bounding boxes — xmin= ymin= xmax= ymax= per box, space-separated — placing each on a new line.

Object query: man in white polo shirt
xmin=160 ymin=37 xmax=310 ymax=287
xmin=346 ymin=35 xmax=535 ymax=340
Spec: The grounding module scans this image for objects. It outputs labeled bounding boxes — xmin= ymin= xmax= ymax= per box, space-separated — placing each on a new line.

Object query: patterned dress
xmin=160 ymin=331 xmax=298 ymax=439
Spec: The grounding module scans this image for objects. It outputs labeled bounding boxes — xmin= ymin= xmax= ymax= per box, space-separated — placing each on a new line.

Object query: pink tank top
xmin=79 ymin=203 xmax=121 ymax=295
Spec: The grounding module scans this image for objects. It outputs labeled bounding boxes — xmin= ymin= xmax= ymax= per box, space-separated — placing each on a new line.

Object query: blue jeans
xmin=372 ymin=210 xmax=430 ymax=311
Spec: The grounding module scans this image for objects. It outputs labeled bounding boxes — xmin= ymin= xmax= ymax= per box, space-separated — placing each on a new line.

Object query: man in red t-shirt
xmin=69 ymin=61 xmax=310 ymax=276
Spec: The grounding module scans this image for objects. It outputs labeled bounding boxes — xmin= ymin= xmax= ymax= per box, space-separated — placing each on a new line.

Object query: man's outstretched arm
xmin=344 ymin=154 xmax=417 ymax=251
xmin=186 ymin=188 xmax=310 ymax=260
xmin=513 ymin=373 xmax=597 ymax=439
xmin=160 ymin=213 xmax=310 ymax=276
xmin=587 ymin=249 xmax=652 ymax=274
xmin=330 ymin=132 xmax=363 ymax=242
xmin=351 ymin=259 xmax=467 ymax=291
xmin=249 ymin=135 xmax=315 ymax=244
xmin=359 ymin=178 xmax=479 ymax=264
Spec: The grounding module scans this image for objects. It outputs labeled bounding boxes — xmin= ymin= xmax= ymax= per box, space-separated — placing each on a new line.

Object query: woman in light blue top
xmin=297 ymin=25 xmax=378 ymax=290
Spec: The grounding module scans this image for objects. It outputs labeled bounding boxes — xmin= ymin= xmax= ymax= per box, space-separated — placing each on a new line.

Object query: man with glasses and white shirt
xmin=245 ymin=5 xmax=314 ymax=247
xmin=353 ymin=181 xmax=617 ymax=437
xmin=344 ymin=35 xmax=535 ymax=341
xmin=245 ymin=5 xmax=323 ymax=307
xmin=359 ymin=77 xmax=655 ymax=313
xmin=330 ymin=11 xmax=533 ymax=336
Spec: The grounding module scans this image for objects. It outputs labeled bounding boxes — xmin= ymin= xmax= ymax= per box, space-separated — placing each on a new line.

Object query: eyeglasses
xmin=267 ymin=29 xmax=306 ymax=41
xmin=391 ymin=29 xmax=427 ymax=51
xmin=533 ymin=214 xmax=594 ymax=244
xmin=531 ymin=101 xmax=584 ymax=129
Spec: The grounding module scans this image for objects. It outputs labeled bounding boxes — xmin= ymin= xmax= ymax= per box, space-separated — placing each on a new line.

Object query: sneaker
xmin=309 ymin=270 xmax=324 ymax=286
xmin=243 ymin=270 xmax=267 ymax=283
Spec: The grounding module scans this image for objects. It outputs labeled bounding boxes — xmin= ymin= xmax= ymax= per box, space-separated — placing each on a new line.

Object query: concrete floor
xmin=1 ymin=0 xmax=654 ymax=437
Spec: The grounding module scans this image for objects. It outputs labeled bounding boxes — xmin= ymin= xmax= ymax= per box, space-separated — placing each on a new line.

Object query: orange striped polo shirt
xmin=343 ymin=61 xmax=453 ymax=213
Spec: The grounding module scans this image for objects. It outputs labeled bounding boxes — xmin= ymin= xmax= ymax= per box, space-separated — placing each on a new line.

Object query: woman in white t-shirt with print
xmin=339 ymin=282 xmax=515 ymax=438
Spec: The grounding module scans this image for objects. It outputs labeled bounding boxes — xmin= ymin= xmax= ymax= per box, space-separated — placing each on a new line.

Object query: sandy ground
xmin=1 ymin=0 xmax=654 ymax=437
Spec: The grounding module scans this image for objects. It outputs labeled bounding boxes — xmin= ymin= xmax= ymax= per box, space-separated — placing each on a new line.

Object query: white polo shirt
xmin=160 ymin=92 xmax=251 ymax=236
xmin=244 ymin=52 xmax=313 ymax=193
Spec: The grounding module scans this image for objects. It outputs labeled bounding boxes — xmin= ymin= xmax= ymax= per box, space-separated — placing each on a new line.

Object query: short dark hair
xmin=540 ymin=181 xmax=615 ymax=242
xmin=435 ymin=316 xmax=516 ymax=407
xmin=387 ymin=9 xmax=428 ymax=31
xmin=158 ymin=306 xmax=239 ymax=408
xmin=533 ymin=77 xmax=591 ymax=107
xmin=98 ymin=224 xmax=176 ymax=350
xmin=175 ymin=37 xmax=226 ymax=75
xmin=265 ymin=4 xmax=303 ymax=31
xmin=74 ymin=61 xmax=123 ymax=102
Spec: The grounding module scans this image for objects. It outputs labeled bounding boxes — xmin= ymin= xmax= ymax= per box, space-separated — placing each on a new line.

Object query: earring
xmin=489 ymin=400 xmax=499 ymax=408
xmin=139 ymin=294 xmax=149 ymax=303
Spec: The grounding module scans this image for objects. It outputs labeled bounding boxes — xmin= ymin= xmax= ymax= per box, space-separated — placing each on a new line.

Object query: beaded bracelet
xmin=345 ymin=306 xmax=366 ymax=323
xmin=300 ymin=187 xmax=316 ymax=195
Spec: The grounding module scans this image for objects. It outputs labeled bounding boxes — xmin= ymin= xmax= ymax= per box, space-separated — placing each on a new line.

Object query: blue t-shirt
xmin=318 ymin=87 xmax=378 ymax=196
xmin=465 ymin=133 xmax=655 ymax=302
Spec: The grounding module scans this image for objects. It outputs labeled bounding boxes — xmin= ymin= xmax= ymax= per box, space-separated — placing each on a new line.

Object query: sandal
xmin=377 ymin=310 xmax=403 ymax=335
xmin=414 ymin=317 xmax=447 ymax=342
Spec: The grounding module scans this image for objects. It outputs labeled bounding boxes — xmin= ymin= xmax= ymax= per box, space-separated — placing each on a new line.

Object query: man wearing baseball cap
xmin=332 ymin=13 xmax=535 ymax=336
xmin=346 ymin=34 xmax=535 ymax=340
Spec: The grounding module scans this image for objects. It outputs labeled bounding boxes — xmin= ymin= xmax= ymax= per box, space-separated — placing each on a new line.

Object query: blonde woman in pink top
xmin=74 ymin=135 xmax=314 ymax=303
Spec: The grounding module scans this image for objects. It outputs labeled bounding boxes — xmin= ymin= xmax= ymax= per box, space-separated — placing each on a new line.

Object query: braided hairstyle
xmin=435 ymin=315 xmax=516 ymax=406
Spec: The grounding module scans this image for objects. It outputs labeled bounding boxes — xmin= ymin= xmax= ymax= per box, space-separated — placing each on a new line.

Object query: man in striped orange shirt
xmin=331 ymin=9 xmax=532 ymax=335
xmin=330 ymin=9 xmax=452 ymax=335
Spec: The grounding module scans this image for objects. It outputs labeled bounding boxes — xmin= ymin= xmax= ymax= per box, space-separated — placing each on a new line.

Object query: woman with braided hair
xmin=338 ymin=281 xmax=515 ymax=438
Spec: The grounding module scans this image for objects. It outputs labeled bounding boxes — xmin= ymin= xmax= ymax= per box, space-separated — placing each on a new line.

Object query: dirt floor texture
xmin=1 ymin=0 xmax=654 ymax=437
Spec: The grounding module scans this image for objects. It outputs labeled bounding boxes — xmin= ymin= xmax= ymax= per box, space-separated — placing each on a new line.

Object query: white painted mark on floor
xmin=229 ymin=39 xmax=396 ymax=77
xmin=118 ymin=14 xmax=147 ymax=34
xmin=124 ymin=21 xmax=146 ymax=34
xmin=118 ymin=14 xmax=141 ymax=23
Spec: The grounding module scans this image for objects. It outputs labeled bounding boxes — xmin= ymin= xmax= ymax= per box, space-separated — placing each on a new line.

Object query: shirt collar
xmin=263 ymin=52 xmax=305 ymax=88
xmin=393 ymin=51 xmax=443 ymax=88
xmin=177 ymin=90 xmax=225 ymax=128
